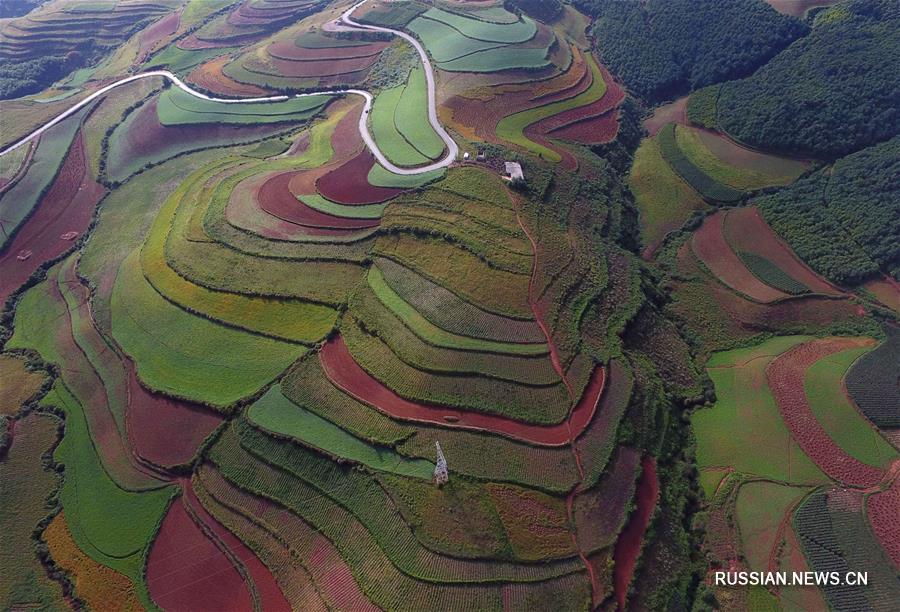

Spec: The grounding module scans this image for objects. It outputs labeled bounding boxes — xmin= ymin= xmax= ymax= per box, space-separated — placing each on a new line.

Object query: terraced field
xmin=1 ymin=0 xmax=895 ymax=609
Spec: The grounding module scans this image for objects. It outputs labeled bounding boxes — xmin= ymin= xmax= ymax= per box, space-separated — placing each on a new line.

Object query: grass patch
xmin=247 ymin=386 xmax=434 ymax=479
xmin=628 ymin=136 xmax=707 ymax=254
xmin=436 ymin=45 xmax=551 ymax=72
xmin=657 ymin=123 xmax=744 ymax=202
xmin=735 ymin=481 xmax=809 ymax=571
xmin=406 ymin=16 xmax=506 ymax=62
xmin=367 ymin=162 xmax=445 ymax=187
xmin=112 ymin=251 xmax=304 ymax=407
xmin=157 ymin=87 xmax=330 ymax=125
xmin=420 ymin=7 xmax=536 ymax=44
xmin=0 ymin=355 xmax=45 ymax=416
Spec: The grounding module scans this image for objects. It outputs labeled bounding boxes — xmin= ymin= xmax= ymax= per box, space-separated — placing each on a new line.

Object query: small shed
xmin=503 ymin=161 xmax=524 ymax=183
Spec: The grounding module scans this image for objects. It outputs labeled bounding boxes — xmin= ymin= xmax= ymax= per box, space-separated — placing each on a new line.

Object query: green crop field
xmin=247 ymin=387 xmax=435 ymax=478
xmin=803 ymin=345 xmax=898 ymax=469
xmin=693 ymin=336 xmax=829 ymax=496
xmin=2 ymin=1 xmax=895 ymax=609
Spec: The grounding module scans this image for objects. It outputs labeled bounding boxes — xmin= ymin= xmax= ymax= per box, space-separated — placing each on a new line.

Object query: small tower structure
xmin=433 ymin=441 xmax=448 ymax=486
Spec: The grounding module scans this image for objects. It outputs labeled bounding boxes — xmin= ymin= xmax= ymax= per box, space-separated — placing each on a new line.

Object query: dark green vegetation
xmin=737 ymin=252 xmax=810 ymax=295
xmin=576 ymin=0 xmax=804 ymax=101
xmin=507 ymin=0 xmax=563 ymax=22
xmin=757 ymin=135 xmax=900 ymax=284
xmin=717 ymin=0 xmax=900 ymax=158
xmin=845 ymin=325 xmax=900 ymax=428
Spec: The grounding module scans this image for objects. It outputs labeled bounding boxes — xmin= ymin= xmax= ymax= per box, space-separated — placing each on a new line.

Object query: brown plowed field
xmin=258 ymin=172 xmax=379 ymax=229
xmin=691 ymin=212 xmax=791 ymax=303
xmin=766 ymin=338 xmax=885 ymax=488
xmin=316 ymin=150 xmax=404 ymax=205
xmin=188 ymin=57 xmax=269 ymax=96
xmin=643 ymin=95 xmax=688 ymax=136
xmin=137 ymin=10 xmax=180 ymax=62
xmin=532 ymin=64 xmax=625 ymax=134
xmin=319 ymin=334 xmax=606 ymax=446
xmin=724 ymin=207 xmax=842 ymax=296
xmin=0 ymin=132 xmax=105 ymax=305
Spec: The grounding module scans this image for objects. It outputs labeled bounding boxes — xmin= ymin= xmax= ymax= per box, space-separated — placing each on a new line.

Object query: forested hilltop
xmin=574 ymin=0 xmax=804 ymax=102
xmin=757 ymin=136 xmax=900 ymax=284
xmin=716 ymin=0 xmax=900 ymax=158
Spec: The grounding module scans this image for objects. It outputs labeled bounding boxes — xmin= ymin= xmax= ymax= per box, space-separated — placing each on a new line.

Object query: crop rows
xmin=845 ymin=325 xmax=900 ymax=428
xmin=657 ymin=124 xmax=744 ymax=203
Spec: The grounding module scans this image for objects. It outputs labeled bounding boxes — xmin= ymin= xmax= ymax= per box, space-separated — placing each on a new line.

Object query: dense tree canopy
xmin=0 ymin=54 xmax=82 ymax=100
xmin=717 ymin=0 xmax=900 ymax=159
xmin=575 ymin=0 xmax=804 ymax=102
xmin=757 ymin=136 xmax=900 ymax=285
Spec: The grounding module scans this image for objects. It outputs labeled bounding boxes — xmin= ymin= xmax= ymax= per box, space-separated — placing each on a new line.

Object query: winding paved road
xmin=0 ymin=0 xmax=457 ymax=175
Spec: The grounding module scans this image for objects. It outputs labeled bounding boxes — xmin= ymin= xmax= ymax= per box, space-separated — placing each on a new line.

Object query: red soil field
xmin=766 ymin=338 xmax=885 ymax=488
xmin=643 ymin=95 xmax=688 ymax=137
xmin=257 ymin=172 xmax=379 ymax=229
xmin=549 ymin=110 xmax=619 ymax=145
xmin=137 ymin=10 xmax=180 ymax=62
xmin=147 ymin=493 xmax=254 ymax=611
xmin=182 ymin=482 xmax=290 ymax=611
xmin=319 ymin=334 xmax=606 ymax=446
xmin=177 ymin=34 xmax=233 ymax=50
xmin=259 ymin=54 xmax=380 ymax=78
xmin=188 ymin=57 xmax=269 ymax=97
xmin=0 ymin=132 xmax=105 ymax=305
xmin=533 ymin=64 xmax=625 ymax=134
xmin=267 ymin=40 xmax=387 ymax=61
xmin=724 ymin=207 xmax=842 ymax=296
xmin=612 ymin=456 xmax=659 ymax=611
xmin=866 ymin=474 xmax=900 ymax=569
xmin=316 ymin=150 xmax=404 ymax=205
xmin=125 ymin=362 xmax=222 ymax=469
xmin=691 ymin=212 xmax=790 ymax=303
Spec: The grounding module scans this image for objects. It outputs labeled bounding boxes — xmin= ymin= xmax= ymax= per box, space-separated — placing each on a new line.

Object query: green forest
xmin=717 ymin=0 xmax=900 ymax=158
xmin=575 ymin=0 xmax=804 ymax=102
xmin=757 ymin=136 xmax=900 ymax=285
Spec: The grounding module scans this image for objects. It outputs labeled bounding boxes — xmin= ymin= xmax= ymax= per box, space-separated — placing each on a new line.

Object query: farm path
xmin=0 ymin=0 xmax=458 ymax=175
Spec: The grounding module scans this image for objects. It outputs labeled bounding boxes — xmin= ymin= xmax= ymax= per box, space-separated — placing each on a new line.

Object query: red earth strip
xmin=0 ymin=131 xmax=105 ymax=305
xmin=766 ymin=338 xmax=885 ymax=488
xmin=267 ymin=40 xmax=387 ymax=61
xmin=316 ymin=149 xmax=405 ymax=205
xmin=257 ymin=172 xmax=379 ymax=229
xmin=866 ymin=471 xmax=900 ymax=569
xmin=612 ymin=456 xmax=660 ymax=611
xmin=318 ymin=334 xmax=606 ymax=447
xmin=147 ymin=494 xmax=254 ymax=612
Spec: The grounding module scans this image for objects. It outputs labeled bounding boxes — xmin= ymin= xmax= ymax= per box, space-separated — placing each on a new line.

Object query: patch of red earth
xmin=691 ymin=212 xmax=791 ymax=303
xmin=258 ymin=172 xmax=379 ymax=229
xmin=724 ymin=207 xmax=842 ymax=296
xmin=267 ymin=40 xmax=388 ymax=61
xmin=766 ymin=338 xmax=884 ymax=488
xmin=765 ymin=0 xmax=841 ymax=18
xmin=181 ymin=481 xmax=290 ymax=611
xmin=549 ymin=110 xmax=620 ymax=145
xmin=862 ymin=276 xmax=900 ymax=314
xmin=125 ymin=362 xmax=222 ymax=469
xmin=177 ymin=34 xmax=233 ymax=50
xmin=316 ymin=149 xmax=404 ymax=205
xmin=319 ymin=334 xmax=606 ymax=447
xmin=866 ymin=471 xmax=900 ymax=569
xmin=574 ymin=447 xmax=642 ymax=553
xmin=148 ymin=493 xmax=254 ymax=611
xmin=612 ymin=456 xmax=659 ymax=611
xmin=644 ymin=95 xmax=689 ymax=136
xmin=187 ymin=56 xmax=269 ymax=97
xmin=137 ymin=10 xmax=180 ymax=62
xmin=521 ymin=126 xmax=579 ymax=170
xmin=0 ymin=132 xmax=105 ymax=305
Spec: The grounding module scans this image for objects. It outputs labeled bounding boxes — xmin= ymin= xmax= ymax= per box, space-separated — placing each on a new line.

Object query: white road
xmin=0 ymin=0 xmax=457 ymax=176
